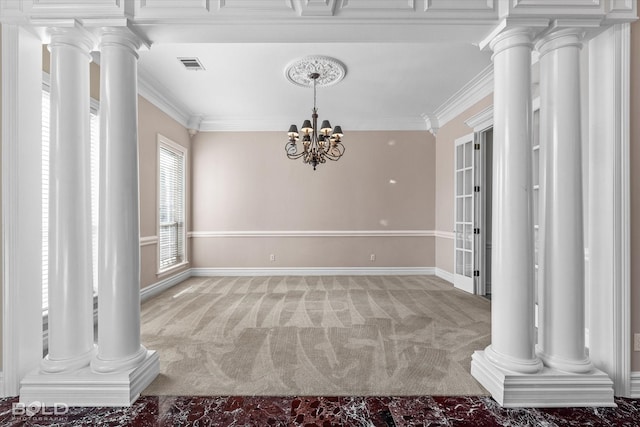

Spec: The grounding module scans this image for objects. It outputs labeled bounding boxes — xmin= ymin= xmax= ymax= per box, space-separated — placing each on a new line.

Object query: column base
xmin=19 ymin=350 xmax=159 ymax=407
xmin=91 ymin=345 xmax=149 ymax=374
xmin=537 ymin=350 xmax=594 ymax=374
xmin=41 ymin=345 xmax=96 ymax=373
xmin=471 ymin=350 xmax=615 ymax=407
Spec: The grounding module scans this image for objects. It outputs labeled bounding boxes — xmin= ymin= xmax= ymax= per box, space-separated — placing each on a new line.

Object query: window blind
xmin=159 ymin=144 xmax=186 ymax=271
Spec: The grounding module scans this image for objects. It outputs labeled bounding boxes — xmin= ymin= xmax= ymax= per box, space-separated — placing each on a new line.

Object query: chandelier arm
xmin=285 ymin=142 xmax=307 ymax=160
xmin=323 ymin=143 xmax=346 ymax=161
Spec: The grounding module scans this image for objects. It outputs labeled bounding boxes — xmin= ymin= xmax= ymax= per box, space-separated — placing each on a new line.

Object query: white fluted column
xmin=536 ymin=29 xmax=593 ymax=374
xmin=41 ymin=27 xmax=96 ymax=374
xmin=480 ymin=28 xmax=542 ymax=374
xmin=91 ymin=28 xmax=147 ymax=373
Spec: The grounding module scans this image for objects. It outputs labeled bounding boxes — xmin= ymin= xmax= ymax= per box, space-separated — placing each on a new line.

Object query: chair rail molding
xmin=189 ymin=230 xmax=437 ymax=238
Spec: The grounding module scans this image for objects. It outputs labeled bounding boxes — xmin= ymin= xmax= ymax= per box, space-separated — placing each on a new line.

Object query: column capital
xmin=480 ymin=18 xmax=550 ymax=54
xmin=97 ymin=26 xmax=148 ymax=58
xmin=47 ymin=23 xmax=96 ymax=59
xmin=535 ymin=26 xmax=586 ymax=58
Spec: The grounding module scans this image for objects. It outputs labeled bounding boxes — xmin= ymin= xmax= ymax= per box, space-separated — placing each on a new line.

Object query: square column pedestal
xmin=472 ymin=351 xmax=615 ymax=407
xmin=19 ymin=351 xmax=159 ymax=407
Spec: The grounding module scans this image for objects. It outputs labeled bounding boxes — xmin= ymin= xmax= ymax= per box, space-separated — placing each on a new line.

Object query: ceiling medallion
xmin=284 ymin=55 xmax=347 ymax=88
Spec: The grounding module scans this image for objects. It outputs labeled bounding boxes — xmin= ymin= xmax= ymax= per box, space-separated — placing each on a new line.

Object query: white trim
xmin=631 ymin=372 xmax=640 ymax=398
xmin=191 ymin=267 xmax=435 ymax=277
xmin=189 ymin=230 xmax=436 ymax=238
xmin=464 ymin=105 xmax=494 ymax=132
xmin=587 ymin=22 xmax=631 ymax=397
xmin=140 ymin=268 xmax=192 ymax=303
xmin=435 ymin=268 xmax=454 ymax=284
xmin=138 ymin=68 xmax=191 ymax=128
xmin=616 ymin=22 xmax=631 ymax=399
xmin=435 ymin=230 xmax=455 ymax=240
xmin=2 ymin=24 xmax=44 ymax=398
xmin=140 ymin=235 xmax=158 ymax=247
xmin=433 ymin=64 xmax=494 ymax=129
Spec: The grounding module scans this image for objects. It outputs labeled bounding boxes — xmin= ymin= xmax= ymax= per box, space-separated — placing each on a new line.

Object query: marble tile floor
xmin=1 ymin=395 xmax=639 ymax=426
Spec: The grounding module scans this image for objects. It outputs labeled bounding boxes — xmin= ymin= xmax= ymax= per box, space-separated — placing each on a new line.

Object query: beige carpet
xmin=140 ymin=275 xmax=491 ymax=396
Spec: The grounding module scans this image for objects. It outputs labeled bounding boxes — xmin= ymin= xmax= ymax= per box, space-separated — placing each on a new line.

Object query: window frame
xmin=156 ymin=133 xmax=189 ymax=275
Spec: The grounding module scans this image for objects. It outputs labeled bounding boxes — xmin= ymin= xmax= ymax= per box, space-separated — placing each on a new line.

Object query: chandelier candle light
xmin=285 ymin=56 xmax=346 ymax=170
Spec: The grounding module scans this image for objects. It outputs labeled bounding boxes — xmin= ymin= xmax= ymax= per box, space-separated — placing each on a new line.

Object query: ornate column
xmin=41 ymin=27 xmax=96 ymax=374
xmin=90 ymin=27 xmax=150 ymax=374
xmin=470 ymin=25 xmax=545 ymax=407
xmin=536 ymin=28 xmax=593 ymax=374
xmin=21 ymin=25 xmax=158 ymax=406
xmin=475 ymin=27 xmax=542 ymax=373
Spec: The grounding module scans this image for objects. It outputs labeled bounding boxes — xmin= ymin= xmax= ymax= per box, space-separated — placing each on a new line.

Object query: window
xmin=158 ymin=136 xmax=187 ymax=272
xmin=42 ymin=79 xmax=99 ymax=311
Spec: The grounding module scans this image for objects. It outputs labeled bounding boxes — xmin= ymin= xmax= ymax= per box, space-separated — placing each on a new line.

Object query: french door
xmin=453 ymin=134 xmax=475 ymax=293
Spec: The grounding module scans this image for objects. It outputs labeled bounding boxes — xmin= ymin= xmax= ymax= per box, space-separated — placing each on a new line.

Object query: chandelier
xmin=284 ymin=56 xmax=346 ymax=171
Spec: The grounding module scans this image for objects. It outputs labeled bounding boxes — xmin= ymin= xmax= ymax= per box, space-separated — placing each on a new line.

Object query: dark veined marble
xmin=0 ymin=395 xmax=639 ymax=426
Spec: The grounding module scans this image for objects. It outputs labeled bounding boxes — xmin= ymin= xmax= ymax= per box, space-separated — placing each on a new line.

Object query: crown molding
xmin=137 ymin=67 xmax=191 ymax=128
xmin=198 ymin=116 xmax=431 ymax=132
xmin=433 ymin=64 xmax=494 ymax=129
xmin=465 ymin=105 xmax=494 ymax=131
xmin=422 ymin=113 xmax=439 ymax=135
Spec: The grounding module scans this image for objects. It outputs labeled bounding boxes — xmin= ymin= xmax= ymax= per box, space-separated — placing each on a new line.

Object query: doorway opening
xmin=476 ymin=128 xmax=493 ymax=298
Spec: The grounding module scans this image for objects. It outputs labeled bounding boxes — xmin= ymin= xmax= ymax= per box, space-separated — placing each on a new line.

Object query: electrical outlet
xmin=270 ymin=254 xmax=275 ymax=262
xmin=370 ymin=254 xmax=376 ymax=262
xmin=634 ymin=333 xmax=640 ymax=352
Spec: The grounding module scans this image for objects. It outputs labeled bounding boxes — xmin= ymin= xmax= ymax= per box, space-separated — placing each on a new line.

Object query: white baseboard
xmin=140 ymin=269 xmax=192 ymax=303
xmin=190 ymin=267 xmax=435 ymax=277
xmin=631 ymin=372 xmax=640 ymax=398
xmin=435 ymin=267 xmax=454 ymax=284
xmin=471 ymin=350 xmax=615 ymax=407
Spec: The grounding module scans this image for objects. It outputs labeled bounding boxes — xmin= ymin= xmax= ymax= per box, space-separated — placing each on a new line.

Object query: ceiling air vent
xmin=178 ymin=57 xmax=205 ymax=71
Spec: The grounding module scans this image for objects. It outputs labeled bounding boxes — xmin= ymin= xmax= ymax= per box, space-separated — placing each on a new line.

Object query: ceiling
xmin=137 ymin=41 xmax=493 ymax=132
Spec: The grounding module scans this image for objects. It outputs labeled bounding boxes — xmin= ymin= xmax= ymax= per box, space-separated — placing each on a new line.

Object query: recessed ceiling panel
xmin=340 ymin=0 xmax=415 ymax=10
xmin=138 ymin=42 xmax=492 ymax=131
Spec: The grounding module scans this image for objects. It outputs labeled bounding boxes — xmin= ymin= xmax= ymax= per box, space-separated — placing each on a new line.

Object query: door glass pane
xmin=457 ymin=171 xmax=463 ymax=195
xmin=457 ymin=145 xmax=464 ymax=169
xmin=534 ymin=227 xmax=539 ymax=265
xmin=456 ymin=224 xmax=464 ymax=249
xmin=456 ymin=251 xmax=464 ymax=275
xmin=457 ymin=197 xmax=463 ymax=222
xmin=464 ymin=252 xmax=473 ymax=277
xmin=465 ymin=142 xmax=472 ymax=168
xmin=465 ymin=169 xmax=472 ymax=195
xmin=532 ymin=148 xmax=539 ymax=185
xmin=464 ymin=196 xmax=472 ymax=223
xmin=533 ymin=190 xmax=539 ymax=226
xmin=464 ymin=224 xmax=472 ymax=250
